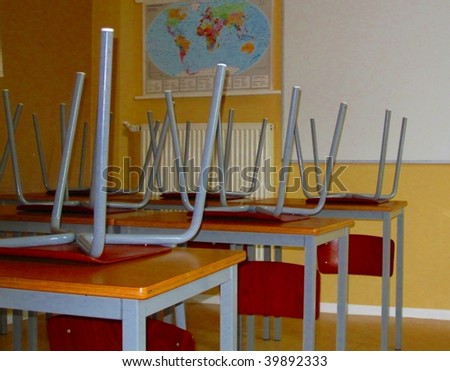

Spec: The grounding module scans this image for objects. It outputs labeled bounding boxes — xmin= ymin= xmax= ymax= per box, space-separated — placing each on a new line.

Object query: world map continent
xmin=146 ymin=1 xmax=270 ymax=76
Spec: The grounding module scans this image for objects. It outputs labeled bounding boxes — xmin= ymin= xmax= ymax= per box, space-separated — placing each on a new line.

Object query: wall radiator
xmin=139 ymin=122 xmax=275 ymax=200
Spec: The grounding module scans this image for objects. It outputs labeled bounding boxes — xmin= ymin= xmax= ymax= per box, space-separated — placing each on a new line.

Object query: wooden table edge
xmin=0 ymin=249 xmax=246 ymax=300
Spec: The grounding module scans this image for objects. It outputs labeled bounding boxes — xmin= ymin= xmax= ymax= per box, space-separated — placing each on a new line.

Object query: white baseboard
xmin=189 ymin=294 xmax=450 ymax=321
xmin=320 ymin=302 xmax=450 ymax=321
xmin=4 ymin=310 xmax=29 ymax=325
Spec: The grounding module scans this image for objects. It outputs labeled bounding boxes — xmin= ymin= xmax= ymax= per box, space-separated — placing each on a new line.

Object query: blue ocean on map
xmin=146 ymin=0 xmax=271 ymax=76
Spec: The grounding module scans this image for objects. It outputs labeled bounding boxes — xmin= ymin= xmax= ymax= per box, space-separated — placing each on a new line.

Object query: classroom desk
xmin=0 ymin=205 xmax=354 ymax=351
xmin=0 ymin=247 xmax=245 ymax=351
xmin=251 ymin=198 xmax=407 ymax=351
xmin=111 ymin=209 xmax=354 ymax=351
xmin=0 ymin=204 xmax=122 ymax=349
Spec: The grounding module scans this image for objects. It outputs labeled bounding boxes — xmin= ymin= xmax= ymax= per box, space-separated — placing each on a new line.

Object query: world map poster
xmin=143 ymin=0 xmax=273 ymax=97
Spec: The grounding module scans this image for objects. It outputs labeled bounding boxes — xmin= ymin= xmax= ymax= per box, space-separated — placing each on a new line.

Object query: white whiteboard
xmin=283 ymin=0 xmax=450 ymax=162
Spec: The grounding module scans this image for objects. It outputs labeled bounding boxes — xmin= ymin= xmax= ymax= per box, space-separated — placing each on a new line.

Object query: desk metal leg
xmin=122 ymin=300 xmax=146 ymax=351
xmin=336 ymin=232 xmax=349 ymax=350
xmin=174 ymin=302 xmax=187 ymax=329
xmin=381 ymin=215 xmax=392 ymax=350
xmin=303 ymin=236 xmax=317 ymax=350
xmin=395 ymin=212 xmax=404 ymax=350
xmin=220 ymin=265 xmax=238 ymax=351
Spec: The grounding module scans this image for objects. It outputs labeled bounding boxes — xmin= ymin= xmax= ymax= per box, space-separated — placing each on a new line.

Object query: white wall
xmin=283 ymin=0 xmax=450 ymax=162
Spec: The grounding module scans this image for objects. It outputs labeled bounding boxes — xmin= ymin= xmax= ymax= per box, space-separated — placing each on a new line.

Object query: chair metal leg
xmin=163 ymin=307 xmax=173 ymax=324
xmin=238 ymin=314 xmax=243 ymax=350
xmin=12 ymin=309 xmax=22 ymax=351
xmin=262 ymin=245 xmax=271 ymax=340
xmin=274 ymin=317 xmax=282 ymax=341
xmin=262 ymin=317 xmax=270 ymax=340
xmin=0 ymin=308 xmax=7 ymax=335
xmin=273 ymin=246 xmax=282 ymax=340
xmin=246 ymin=315 xmax=255 ymax=351
xmin=28 ymin=311 xmax=38 ymax=351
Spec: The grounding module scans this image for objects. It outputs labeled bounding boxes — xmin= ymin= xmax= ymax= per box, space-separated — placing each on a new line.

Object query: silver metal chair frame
xmin=0 ymin=71 xmax=85 ymax=247
xmin=307 ymin=110 xmax=407 ymax=201
xmin=0 ymin=102 xmax=20 ymax=186
xmin=76 ymin=29 xmax=227 ymax=257
xmin=204 ymin=86 xmax=346 ymax=217
xmin=2 ymin=71 xmax=85 ymax=208
xmin=33 ymin=112 xmax=90 ymax=193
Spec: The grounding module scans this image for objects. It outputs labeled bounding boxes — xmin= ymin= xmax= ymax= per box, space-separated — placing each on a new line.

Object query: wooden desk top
xmin=249 ymin=198 xmax=408 ymax=213
xmin=0 ymin=247 xmax=245 ymax=300
xmin=112 ymin=209 xmax=354 ymax=236
xmin=0 ymin=201 xmax=355 ymax=235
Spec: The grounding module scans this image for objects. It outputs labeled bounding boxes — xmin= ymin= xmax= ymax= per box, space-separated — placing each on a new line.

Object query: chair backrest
xmin=47 ymin=315 xmax=195 ymax=351
xmin=317 ymin=234 xmax=395 ymax=277
xmin=238 ymin=260 xmax=320 ymax=319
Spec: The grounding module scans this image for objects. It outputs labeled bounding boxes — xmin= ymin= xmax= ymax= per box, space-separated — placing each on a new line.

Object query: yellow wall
xmin=0 ymin=0 xmax=449 ymax=313
xmin=91 ymin=0 xmax=282 ymax=189
xmin=284 ymin=163 xmax=450 ymax=310
xmin=0 ymin=0 xmax=93 ymax=191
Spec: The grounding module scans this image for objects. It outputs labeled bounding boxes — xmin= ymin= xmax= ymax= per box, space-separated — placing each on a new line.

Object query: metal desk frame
xmin=116 ymin=217 xmax=352 ymax=351
xmin=0 ymin=206 xmax=353 ymax=351
xmin=317 ymin=203 xmax=405 ymax=351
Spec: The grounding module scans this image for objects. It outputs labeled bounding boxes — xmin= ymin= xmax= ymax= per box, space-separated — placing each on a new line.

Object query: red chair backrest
xmin=317 ymin=234 xmax=395 ymax=277
xmin=238 ymin=260 xmax=320 ymax=319
xmin=47 ymin=315 xmax=195 ymax=351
